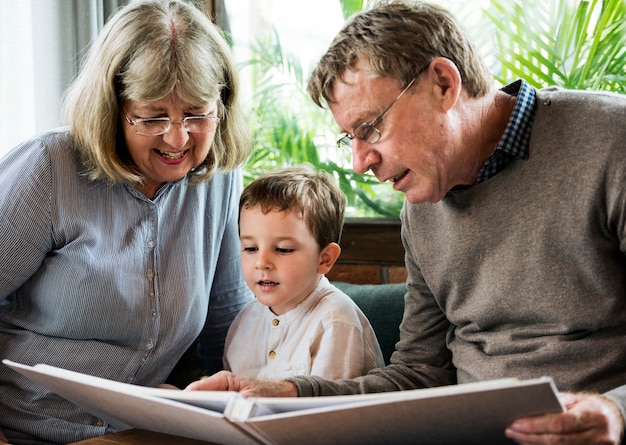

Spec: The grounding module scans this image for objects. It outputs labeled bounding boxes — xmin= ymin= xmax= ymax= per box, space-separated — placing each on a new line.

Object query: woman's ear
xmin=426 ymin=57 xmax=462 ymax=112
xmin=317 ymin=242 xmax=341 ymax=274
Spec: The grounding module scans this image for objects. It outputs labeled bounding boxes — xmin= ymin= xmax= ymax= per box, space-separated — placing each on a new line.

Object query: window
xmin=0 ymin=0 xmax=124 ymax=158
xmin=1 ymin=2 xmax=36 ymax=154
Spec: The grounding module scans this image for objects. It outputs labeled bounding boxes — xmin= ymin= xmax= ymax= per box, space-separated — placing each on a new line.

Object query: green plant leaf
xmin=484 ymin=0 xmax=626 ymax=93
xmin=339 ymin=0 xmax=366 ymax=20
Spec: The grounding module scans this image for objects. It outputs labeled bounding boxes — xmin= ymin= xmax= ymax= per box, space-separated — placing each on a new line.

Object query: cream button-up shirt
xmin=224 ymin=276 xmax=384 ymax=380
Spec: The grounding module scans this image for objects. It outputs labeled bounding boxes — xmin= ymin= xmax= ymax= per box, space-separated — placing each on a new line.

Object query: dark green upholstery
xmin=333 ymin=282 xmax=406 ymax=365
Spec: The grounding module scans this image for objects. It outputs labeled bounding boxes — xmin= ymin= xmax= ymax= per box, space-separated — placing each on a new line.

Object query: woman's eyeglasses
xmin=124 ymin=113 xmax=221 ymax=136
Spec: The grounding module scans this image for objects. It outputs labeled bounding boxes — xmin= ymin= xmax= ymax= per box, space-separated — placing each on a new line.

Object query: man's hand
xmin=185 ymin=370 xmax=298 ymax=398
xmin=0 ymin=429 xmax=10 ymax=444
xmin=506 ymin=392 xmax=624 ymax=445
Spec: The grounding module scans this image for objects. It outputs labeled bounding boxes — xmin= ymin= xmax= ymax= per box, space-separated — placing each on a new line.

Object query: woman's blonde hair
xmin=62 ymin=0 xmax=251 ymax=185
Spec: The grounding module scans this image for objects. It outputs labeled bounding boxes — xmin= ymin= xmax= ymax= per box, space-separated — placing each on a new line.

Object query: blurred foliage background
xmin=240 ymin=0 xmax=626 ymax=217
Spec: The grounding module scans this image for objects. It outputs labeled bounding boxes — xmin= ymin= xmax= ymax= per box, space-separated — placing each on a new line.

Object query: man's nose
xmin=351 ymin=138 xmax=380 ymax=175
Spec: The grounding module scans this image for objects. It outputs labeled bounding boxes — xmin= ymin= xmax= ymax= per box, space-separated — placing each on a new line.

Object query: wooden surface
xmin=67 ymin=429 xmax=221 ymax=445
xmin=326 ymin=217 xmax=406 ymax=284
xmin=339 ymin=218 xmax=403 ymax=265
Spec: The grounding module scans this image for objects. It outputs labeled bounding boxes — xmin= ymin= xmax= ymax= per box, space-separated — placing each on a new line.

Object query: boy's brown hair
xmin=240 ymin=165 xmax=346 ymax=248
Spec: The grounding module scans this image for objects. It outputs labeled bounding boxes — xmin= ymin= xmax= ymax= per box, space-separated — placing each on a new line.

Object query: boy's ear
xmin=318 ymin=242 xmax=341 ymax=274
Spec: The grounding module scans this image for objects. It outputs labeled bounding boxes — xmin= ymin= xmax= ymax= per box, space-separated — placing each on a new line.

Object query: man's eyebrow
xmin=344 ymin=112 xmax=370 ymax=133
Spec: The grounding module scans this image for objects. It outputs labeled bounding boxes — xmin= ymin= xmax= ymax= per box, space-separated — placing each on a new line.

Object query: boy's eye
xmin=242 ymin=246 xmax=257 ymax=253
xmin=276 ymin=248 xmax=294 ymax=254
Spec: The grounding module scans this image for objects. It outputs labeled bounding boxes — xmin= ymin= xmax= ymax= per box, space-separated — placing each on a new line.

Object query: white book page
xmin=4 ymin=360 xmax=237 ymax=411
xmin=237 ymin=378 xmax=564 ymax=445
xmin=238 ymin=377 xmax=528 ymax=415
xmin=2 ymin=359 xmax=258 ymax=445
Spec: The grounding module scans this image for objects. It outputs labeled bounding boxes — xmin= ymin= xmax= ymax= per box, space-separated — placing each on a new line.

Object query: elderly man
xmin=188 ymin=2 xmax=626 ymax=444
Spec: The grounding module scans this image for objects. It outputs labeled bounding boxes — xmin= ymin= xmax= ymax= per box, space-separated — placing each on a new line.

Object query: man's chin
xmin=404 ymin=187 xmax=443 ymax=205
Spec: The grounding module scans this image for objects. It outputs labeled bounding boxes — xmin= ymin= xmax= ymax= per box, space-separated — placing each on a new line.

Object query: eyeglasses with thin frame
xmin=336 ymin=76 xmax=417 ymax=150
xmin=124 ymin=112 xmax=221 ymax=136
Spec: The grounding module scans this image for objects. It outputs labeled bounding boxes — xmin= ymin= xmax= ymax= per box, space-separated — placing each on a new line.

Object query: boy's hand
xmin=185 ymin=370 xmax=298 ymax=398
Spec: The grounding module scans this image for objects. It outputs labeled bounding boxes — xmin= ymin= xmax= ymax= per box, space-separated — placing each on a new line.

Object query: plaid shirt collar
xmin=475 ymin=79 xmax=536 ymax=184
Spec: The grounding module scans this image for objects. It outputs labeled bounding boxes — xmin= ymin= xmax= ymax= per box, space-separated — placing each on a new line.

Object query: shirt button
xmin=147 ymin=241 xmax=155 ymax=249
xmin=268 ymin=350 xmax=276 ymax=359
xmin=94 ymin=419 xmax=105 ymax=427
xmin=147 ymin=270 xmax=154 ymax=279
xmin=151 ymin=310 xmax=157 ymax=319
xmin=272 ymin=319 xmax=279 ymax=326
xmin=146 ymin=341 xmax=154 ymax=350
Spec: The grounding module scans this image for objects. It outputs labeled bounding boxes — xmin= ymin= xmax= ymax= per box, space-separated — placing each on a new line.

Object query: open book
xmin=3 ymin=359 xmax=563 ymax=445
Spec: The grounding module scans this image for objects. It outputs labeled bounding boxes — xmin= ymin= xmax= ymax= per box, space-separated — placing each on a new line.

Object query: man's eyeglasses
xmin=337 ymin=76 xmax=417 ymax=150
xmin=124 ymin=113 xmax=221 ymax=136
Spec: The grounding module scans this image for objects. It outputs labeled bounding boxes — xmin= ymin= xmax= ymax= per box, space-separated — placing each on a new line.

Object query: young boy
xmin=224 ymin=165 xmax=384 ymax=380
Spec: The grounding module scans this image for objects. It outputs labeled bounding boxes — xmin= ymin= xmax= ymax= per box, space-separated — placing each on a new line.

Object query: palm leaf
xmin=484 ymin=0 xmax=626 ymax=93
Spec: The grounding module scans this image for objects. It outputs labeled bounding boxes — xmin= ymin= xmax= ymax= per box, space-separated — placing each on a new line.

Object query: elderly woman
xmin=0 ymin=1 xmax=252 ymax=444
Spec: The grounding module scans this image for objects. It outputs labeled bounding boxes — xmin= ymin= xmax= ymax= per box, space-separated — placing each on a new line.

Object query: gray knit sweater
xmin=291 ymin=86 xmax=626 ymax=415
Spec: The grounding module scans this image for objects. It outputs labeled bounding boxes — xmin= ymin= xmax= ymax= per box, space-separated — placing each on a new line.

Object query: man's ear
xmin=318 ymin=242 xmax=341 ymax=274
xmin=426 ymin=57 xmax=462 ymax=112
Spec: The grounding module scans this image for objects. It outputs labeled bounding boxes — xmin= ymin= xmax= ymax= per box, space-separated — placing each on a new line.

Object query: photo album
xmin=3 ymin=359 xmax=563 ymax=445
